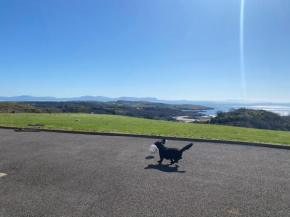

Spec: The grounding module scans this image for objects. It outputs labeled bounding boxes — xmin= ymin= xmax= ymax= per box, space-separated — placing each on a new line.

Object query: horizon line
xmin=0 ymin=95 xmax=290 ymax=104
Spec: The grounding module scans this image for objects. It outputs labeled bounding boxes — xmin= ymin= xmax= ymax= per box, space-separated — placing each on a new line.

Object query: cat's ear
xmin=161 ymin=139 xmax=166 ymax=144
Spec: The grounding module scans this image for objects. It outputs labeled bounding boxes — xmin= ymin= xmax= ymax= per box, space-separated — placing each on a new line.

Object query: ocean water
xmin=193 ymin=102 xmax=290 ymax=117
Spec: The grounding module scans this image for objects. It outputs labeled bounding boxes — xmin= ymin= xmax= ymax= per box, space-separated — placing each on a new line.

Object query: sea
xmin=189 ymin=101 xmax=290 ymax=117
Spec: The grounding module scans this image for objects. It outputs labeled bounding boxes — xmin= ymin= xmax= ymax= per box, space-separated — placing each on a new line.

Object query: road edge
xmin=1 ymin=126 xmax=290 ymax=150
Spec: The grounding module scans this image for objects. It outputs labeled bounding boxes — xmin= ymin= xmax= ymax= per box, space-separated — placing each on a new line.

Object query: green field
xmin=0 ymin=113 xmax=290 ymax=145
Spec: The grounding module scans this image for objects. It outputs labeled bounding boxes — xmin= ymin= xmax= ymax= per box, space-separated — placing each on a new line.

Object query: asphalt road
xmin=0 ymin=129 xmax=289 ymax=217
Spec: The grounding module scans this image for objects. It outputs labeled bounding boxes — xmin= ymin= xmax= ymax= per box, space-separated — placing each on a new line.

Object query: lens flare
xmin=240 ymin=0 xmax=247 ymax=100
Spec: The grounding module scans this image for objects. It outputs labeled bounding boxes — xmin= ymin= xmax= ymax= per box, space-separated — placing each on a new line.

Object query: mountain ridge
xmin=1 ymin=95 xmax=290 ymax=106
xmin=0 ymin=95 xmax=203 ymax=105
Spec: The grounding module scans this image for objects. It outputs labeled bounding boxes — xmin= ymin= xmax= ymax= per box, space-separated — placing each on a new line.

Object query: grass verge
xmin=0 ymin=113 xmax=290 ymax=145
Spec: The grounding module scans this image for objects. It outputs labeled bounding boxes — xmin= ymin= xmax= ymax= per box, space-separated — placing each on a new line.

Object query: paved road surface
xmin=0 ymin=129 xmax=289 ymax=217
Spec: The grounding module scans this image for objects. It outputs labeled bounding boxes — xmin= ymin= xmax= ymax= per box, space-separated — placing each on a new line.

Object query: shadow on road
xmin=144 ymin=164 xmax=186 ymax=173
xmin=145 ymin=156 xmax=155 ymax=160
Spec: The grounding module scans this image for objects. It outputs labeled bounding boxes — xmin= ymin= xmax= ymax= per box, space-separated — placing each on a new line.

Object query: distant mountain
xmin=0 ymin=95 xmax=184 ymax=104
xmin=0 ymin=95 xmax=58 ymax=101
xmin=0 ymin=95 xmax=109 ymax=102
xmin=1 ymin=96 xmax=289 ymax=108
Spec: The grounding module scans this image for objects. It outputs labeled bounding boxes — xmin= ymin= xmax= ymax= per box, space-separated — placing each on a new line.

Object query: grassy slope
xmin=0 ymin=113 xmax=290 ymax=145
xmin=0 ymin=103 xmax=41 ymax=113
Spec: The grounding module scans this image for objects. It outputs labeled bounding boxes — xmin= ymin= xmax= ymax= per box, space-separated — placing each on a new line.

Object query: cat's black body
xmin=154 ymin=139 xmax=193 ymax=164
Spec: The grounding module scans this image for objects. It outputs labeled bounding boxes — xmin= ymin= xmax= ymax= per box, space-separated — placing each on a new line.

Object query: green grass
xmin=1 ymin=113 xmax=290 ymax=145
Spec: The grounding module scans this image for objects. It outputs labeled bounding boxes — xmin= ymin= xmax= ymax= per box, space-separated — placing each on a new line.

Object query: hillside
xmin=0 ymin=101 xmax=212 ymax=121
xmin=210 ymin=108 xmax=290 ymax=131
xmin=0 ymin=113 xmax=290 ymax=145
xmin=0 ymin=103 xmax=41 ymax=113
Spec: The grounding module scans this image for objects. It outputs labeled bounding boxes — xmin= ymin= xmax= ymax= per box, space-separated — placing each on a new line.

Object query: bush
xmin=210 ymin=108 xmax=290 ymax=131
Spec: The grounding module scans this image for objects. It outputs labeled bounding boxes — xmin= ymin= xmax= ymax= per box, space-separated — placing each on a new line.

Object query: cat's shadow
xmin=144 ymin=164 xmax=186 ymax=173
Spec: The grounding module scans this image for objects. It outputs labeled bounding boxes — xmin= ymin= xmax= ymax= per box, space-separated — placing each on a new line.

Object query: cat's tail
xmin=180 ymin=143 xmax=193 ymax=152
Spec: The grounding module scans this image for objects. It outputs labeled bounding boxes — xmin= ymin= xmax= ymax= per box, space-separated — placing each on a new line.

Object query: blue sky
xmin=0 ymin=0 xmax=289 ymax=102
